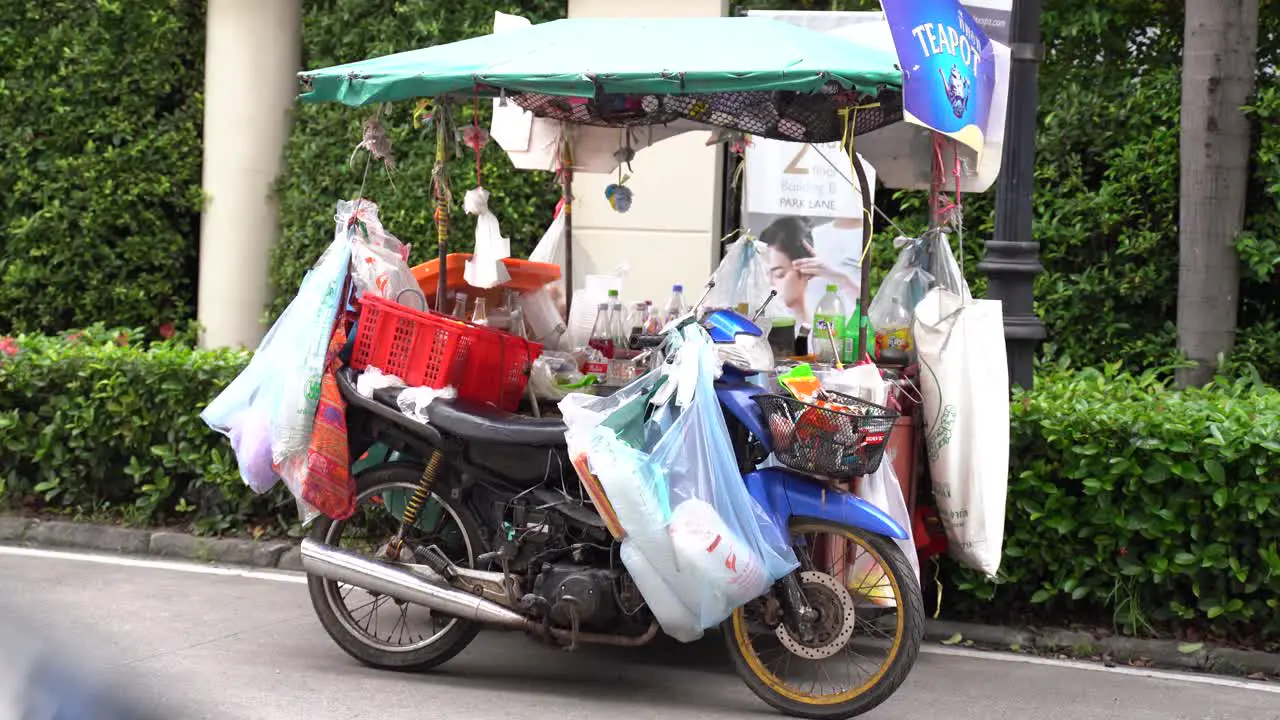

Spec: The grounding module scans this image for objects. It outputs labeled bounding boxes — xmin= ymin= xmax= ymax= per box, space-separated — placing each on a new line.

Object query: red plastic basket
xmin=350 ymin=294 xmax=541 ymax=411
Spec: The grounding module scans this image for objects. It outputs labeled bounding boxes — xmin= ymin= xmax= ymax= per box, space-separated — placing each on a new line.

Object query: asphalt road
xmin=1 ymin=548 xmax=1277 ymax=720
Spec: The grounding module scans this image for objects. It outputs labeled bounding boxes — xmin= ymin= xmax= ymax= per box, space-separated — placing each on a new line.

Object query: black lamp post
xmin=979 ymin=0 xmax=1046 ymax=390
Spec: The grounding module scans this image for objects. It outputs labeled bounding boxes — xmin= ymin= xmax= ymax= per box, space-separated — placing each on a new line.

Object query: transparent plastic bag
xmin=344 ymin=200 xmax=422 ymax=308
xmin=868 ymin=238 xmax=934 ymax=330
xmin=926 ymin=231 xmax=971 ymax=302
xmin=567 ymin=328 xmax=798 ymax=642
xmin=201 ymin=200 xmax=354 ymax=522
xmin=706 ymin=235 xmax=781 ymax=317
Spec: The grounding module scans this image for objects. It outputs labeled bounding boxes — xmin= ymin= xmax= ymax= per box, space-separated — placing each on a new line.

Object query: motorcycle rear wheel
xmin=306 ymin=463 xmax=482 ymax=671
xmin=723 ymin=519 xmax=924 ymax=719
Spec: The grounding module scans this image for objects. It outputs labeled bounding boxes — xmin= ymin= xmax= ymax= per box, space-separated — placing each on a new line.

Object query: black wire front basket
xmin=753 ymin=391 xmax=900 ymax=479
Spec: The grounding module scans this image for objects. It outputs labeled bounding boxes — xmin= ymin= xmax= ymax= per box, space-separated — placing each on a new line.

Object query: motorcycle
xmin=301 ymin=308 xmax=924 ymax=719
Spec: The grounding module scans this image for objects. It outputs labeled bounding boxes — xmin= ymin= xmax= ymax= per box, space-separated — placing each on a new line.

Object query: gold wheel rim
xmin=731 ymin=521 xmax=906 ymax=706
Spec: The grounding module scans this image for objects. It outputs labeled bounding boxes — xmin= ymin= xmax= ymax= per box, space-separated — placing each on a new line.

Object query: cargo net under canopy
xmin=511 ymin=86 xmax=903 ymax=143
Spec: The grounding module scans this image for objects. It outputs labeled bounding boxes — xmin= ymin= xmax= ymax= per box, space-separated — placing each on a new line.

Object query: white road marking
xmin=921 ymin=645 xmax=1278 ymax=694
xmin=2 ymin=545 xmax=1275 ymax=694
xmin=0 ymin=545 xmax=307 ymax=584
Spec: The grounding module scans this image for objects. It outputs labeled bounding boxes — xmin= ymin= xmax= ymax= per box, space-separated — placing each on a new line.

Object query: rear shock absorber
xmin=386 ymin=450 xmax=444 ymax=560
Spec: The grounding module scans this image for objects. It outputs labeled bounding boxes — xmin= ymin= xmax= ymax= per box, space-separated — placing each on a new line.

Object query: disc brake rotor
xmin=775 ymin=570 xmax=858 ymax=660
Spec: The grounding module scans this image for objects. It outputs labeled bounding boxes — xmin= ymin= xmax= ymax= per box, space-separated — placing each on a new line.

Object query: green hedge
xmin=0 ymin=1 xmax=205 ymax=337
xmin=942 ymin=360 xmax=1280 ymax=639
xmin=3 ymin=332 xmax=1278 ymax=637
xmin=0 ymin=327 xmax=294 ymax=537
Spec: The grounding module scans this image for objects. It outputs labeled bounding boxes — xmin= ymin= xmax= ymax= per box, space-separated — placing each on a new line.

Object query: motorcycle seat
xmin=369 ymin=387 xmax=567 ymax=448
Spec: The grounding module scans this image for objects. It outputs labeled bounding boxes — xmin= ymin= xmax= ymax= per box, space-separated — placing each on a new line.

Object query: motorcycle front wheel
xmin=723 ymin=519 xmax=924 ymax=719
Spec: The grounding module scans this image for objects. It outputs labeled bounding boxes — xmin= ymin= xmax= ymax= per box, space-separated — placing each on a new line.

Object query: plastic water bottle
xmin=663 ymin=284 xmax=686 ymax=326
xmin=812 ymin=284 xmax=846 ymax=365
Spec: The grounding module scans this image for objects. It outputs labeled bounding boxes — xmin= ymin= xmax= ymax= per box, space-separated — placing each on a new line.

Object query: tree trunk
xmin=1176 ymin=0 xmax=1259 ymax=387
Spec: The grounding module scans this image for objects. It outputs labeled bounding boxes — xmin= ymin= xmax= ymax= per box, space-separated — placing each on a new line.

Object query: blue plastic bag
xmin=572 ymin=327 xmax=798 ymax=642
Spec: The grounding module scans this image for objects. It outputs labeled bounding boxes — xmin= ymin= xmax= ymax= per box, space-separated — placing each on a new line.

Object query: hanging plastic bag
xmin=845 ymin=452 xmax=919 ymax=607
xmin=926 ymin=231 xmax=971 ymax=303
xmin=463 ymin=188 xmax=512 ymax=289
xmin=867 ymin=237 xmax=934 ymax=357
xmin=201 ymin=200 xmax=355 ymax=522
xmin=528 ymin=207 xmax=566 ymax=274
xmin=565 ymin=328 xmax=798 ymax=642
xmin=227 ymin=408 xmax=276 ymax=493
xmin=913 ymin=286 xmax=1009 ymax=577
xmin=344 ymin=199 xmax=422 ymax=309
xmin=706 ymin=235 xmax=780 ymax=317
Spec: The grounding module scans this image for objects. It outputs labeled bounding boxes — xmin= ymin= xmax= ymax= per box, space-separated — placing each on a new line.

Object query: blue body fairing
xmin=703 ymin=308 xmax=764 ymax=343
xmin=743 ymin=467 xmax=909 ymax=541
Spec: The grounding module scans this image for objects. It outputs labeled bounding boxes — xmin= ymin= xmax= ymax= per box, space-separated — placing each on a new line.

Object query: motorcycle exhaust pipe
xmin=299 ymin=538 xmax=530 ymax=630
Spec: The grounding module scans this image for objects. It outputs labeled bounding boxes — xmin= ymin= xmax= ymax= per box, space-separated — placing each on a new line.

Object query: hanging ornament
xmin=412 ymin=99 xmax=433 ymax=129
xmin=706 ymin=128 xmax=751 ymax=155
xmin=349 ymin=115 xmax=396 ymax=171
xmin=461 ymin=124 xmax=490 ymax=152
xmin=605 ymin=178 xmax=633 ymax=213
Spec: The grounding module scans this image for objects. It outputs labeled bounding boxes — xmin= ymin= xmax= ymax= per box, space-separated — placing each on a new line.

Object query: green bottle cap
xmin=825 ymin=283 xmax=838 ymax=292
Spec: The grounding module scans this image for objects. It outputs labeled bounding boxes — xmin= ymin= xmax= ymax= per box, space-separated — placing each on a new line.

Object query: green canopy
xmin=299 ymin=16 xmax=902 ymax=107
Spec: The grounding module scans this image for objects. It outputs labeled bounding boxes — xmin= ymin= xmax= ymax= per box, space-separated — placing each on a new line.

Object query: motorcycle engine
xmin=530 ymin=564 xmax=619 ymax=631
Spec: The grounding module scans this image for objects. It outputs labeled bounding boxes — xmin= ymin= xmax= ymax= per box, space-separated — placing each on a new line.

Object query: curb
xmin=0 ymin=516 xmax=305 ymax=572
xmin=923 ymin=620 xmax=1279 ymax=679
xmin=3 ymin=516 xmax=1276 ymax=680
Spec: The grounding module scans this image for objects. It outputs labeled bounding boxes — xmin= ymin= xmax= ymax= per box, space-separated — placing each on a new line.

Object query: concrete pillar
xmin=197 ymin=0 xmax=301 ymax=349
xmin=566 ymin=0 xmax=729 ymax=306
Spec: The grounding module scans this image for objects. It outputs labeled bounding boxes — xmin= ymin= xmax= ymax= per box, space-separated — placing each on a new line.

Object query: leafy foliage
xmin=0 ymin=328 xmax=294 ymax=536
xmin=0 ymin=1 xmax=205 ymax=337
xmin=941 ymin=360 xmax=1280 ymax=639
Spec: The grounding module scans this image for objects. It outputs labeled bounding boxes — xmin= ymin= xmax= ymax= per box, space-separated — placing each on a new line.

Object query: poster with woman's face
xmin=743 ymin=139 xmax=877 ymax=327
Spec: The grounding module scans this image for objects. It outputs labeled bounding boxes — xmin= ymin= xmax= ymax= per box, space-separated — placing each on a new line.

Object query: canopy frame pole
xmin=560 ymin=130 xmax=575 ymax=314
xmin=841 ymin=132 xmax=875 ymax=364
xmin=852 ymin=157 xmax=874 ymax=364
xmin=432 ymin=102 xmax=450 ymax=311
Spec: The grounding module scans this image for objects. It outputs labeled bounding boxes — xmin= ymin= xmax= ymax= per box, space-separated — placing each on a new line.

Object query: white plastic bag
xmin=818 ymin=363 xmax=888 ymax=406
xmin=397 ymin=386 xmax=457 ymax=424
xmin=852 ymin=454 xmax=919 ymax=598
xmin=913 ymin=286 xmax=1009 ymax=577
xmin=355 ymin=366 xmax=405 ymax=399
xmin=201 ymin=199 xmax=354 ymax=521
xmin=463 ymin=188 xmax=512 ymax=289
xmin=528 ymin=209 xmax=566 ymax=272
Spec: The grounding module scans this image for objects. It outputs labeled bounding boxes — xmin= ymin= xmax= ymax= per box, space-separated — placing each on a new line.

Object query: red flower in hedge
xmin=1118 ymin=547 xmax=1130 ymax=557
xmin=158 ymin=322 xmax=175 ymax=339
xmin=115 ymin=332 xmax=129 ymax=347
xmin=0 ymin=337 xmax=17 ymax=356
xmin=66 ymin=331 xmax=84 ymax=344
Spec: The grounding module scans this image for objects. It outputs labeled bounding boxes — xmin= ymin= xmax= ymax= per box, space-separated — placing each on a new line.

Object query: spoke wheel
xmin=306 ymin=463 xmax=482 ymax=671
xmin=724 ymin=519 xmax=924 ymax=719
